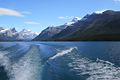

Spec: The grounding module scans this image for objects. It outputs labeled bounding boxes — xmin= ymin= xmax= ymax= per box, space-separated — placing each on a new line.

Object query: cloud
xmin=0 ymin=8 xmax=24 ymax=17
xmin=58 ymin=16 xmax=81 ymax=20
xmin=114 ymin=0 xmax=120 ymax=2
xmin=95 ymin=9 xmax=107 ymax=14
xmin=24 ymin=21 xmax=40 ymax=25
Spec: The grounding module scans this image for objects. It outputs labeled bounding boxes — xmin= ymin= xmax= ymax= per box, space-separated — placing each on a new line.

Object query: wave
xmin=0 ymin=51 xmax=11 ymax=70
xmin=1 ymin=42 xmax=120 ymax=80
xmin=10 ymin=46 xmax=42 ymax=80
xmin=0 ymin=43 xmax=30 ymax=80
xmin=68 ymin=56 xmax=120 ymax=80
xmin=46 ymin=45 xmax=120 ymax=80
xmin=49 ymin=47 xmax=77 ymax=60
xmin=0 ymin=51 xmax=11 ymax=80
xmin=0 ymin=45 xmax=42 ymax=80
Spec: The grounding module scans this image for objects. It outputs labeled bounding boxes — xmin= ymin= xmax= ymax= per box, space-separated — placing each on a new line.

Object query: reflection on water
xmin=0 ymin=42 xmax=120 ymax=80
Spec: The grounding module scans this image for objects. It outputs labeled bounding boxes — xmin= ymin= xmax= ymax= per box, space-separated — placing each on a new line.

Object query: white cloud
xmin=0 ymin=8 xmax=24 ymax=17
xmin=95 ymin=9 xmax=107 ymax=14
xmin=24 ymin=21 xmax=40 ymax=25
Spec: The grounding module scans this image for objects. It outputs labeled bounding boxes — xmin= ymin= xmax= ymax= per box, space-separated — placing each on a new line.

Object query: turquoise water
xmin=0 ymin=42 xmax=120 ymax=80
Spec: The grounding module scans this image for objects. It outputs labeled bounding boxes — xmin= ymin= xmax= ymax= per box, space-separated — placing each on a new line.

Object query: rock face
xmin=0 ymin=28 xmax=38 ymax=41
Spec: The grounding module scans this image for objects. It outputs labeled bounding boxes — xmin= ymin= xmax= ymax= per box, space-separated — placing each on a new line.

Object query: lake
xmin=0 ymin=42 xmax=120 ymax=80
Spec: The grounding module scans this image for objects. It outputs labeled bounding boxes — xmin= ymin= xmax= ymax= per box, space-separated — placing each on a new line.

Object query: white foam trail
xmin=68 ymin=56 xmax=120 ymax=80
xmin=10 ymin=46 xmax=42 ymax=80
xmin=50 ymin=47 xmax=77 ymax=60
xmin=0 ymin=43 xmax=31 ymax=78
xmin=0 ymin=51 xmax=11 ymax=71
xmin=0 ymin=44 xmax=42 ymax=80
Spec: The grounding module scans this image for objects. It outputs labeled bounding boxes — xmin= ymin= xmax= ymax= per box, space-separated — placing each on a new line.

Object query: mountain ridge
xmin=0 ymin=27 xmax=38 ymax=41
xmin=34 ymin=10 xmax=120 ymax=41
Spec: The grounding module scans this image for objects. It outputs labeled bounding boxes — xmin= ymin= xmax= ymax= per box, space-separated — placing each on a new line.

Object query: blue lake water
xmin=0 ymin=42 xmax=120 ymax=80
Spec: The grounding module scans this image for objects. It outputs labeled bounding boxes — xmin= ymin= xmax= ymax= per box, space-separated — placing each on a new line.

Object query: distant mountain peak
xmin=0 ymin=27 xmax=38 ymax=41
xmin=94 ymin=10 xmax=120 ymax=15
xmin=103 ymin=10 xmax=114 ymax=13
xmin=47 ymin=26 xmax=55 ymax=29
xmin=21 ymin=29 xmax=31 ymax=32
xmin=11 ymin=27 xmax=17 ymax=33
xmin=102 ymin=10 xmax=120 ymax=15
xmin=0 ymin=27 xmax=4 ymax=31
xmin=65 ymin=17 xmax=81 ymax=26
xmin=71 ymin=17 xmax=81 ymax=22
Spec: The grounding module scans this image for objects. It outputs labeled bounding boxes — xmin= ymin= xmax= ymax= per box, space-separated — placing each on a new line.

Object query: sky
xmin=0 ymin=0 xmax=120 ymax=33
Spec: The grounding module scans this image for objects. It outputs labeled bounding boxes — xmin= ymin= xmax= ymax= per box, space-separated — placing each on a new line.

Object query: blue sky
xmin=0 ymin=0 xmax=120 ymax=32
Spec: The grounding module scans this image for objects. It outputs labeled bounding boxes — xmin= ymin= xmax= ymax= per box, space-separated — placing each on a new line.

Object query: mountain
xmin=49 ymin=16 xmax=89 ymax=40
xmin=0 ymin=28 xmax=17 ymax=41
xmin=64 ymin=17 xmax=81 ymax=26
xmin=0 ymin=27 xmax=5 ymax=31
xmin=18 ymin=29 xmax=38 ymax=40
xmin=33 ymin=17 xmax=80 ymax=41
xmin=33 ymin=10 xmax=120 ymax=41
xmin=33 ymin=26 xmax=63 ymax=41
xmin=0 ymin=28 xmax=38 ymax=41
xmin=11 ymin=28 xmax=17 ymax=33
xmin=52 ymin=10 xmax=120 ymax=41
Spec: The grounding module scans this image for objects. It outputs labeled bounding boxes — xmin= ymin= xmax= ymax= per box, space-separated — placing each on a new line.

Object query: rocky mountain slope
xmin=44 ymin=10 xmax=120 ymax=41
xmin=58 ymin=10 xmax=120 ymax=41
xmin=33 ymin=17 xmax=80 ymax=41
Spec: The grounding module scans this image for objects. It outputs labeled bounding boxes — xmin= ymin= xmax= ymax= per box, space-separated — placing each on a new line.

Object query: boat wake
xmin=46 ymin=46 xmax=120 ymax=80
xmin=0 ymin=42 xmax=120 ymax=80
xmin=0 ymin=45 xmax=42 ymax=80
xmin=68 ymin=53 xmax=120 ymax=80
xmin=49 ymin=47 xmax=77 ymax=60
xmin=10 ymin=46 xmax=42 ymax=80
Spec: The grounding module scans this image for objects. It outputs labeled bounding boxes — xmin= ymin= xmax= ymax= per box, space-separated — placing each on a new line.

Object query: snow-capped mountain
xmin=18 ymin=29 xmax=39 ymax=40
xmin=0 ymin=27 xmax=38 ymax=41
xmin=50 ymin=10 xmax=120 ymax=41
xmin=0 ymin=28 xmax=17 ymax=40
xmin=57 ymin=17 xmax=81 ymax=29
xmin=64 ymin=17 xmax=81 ymax=26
